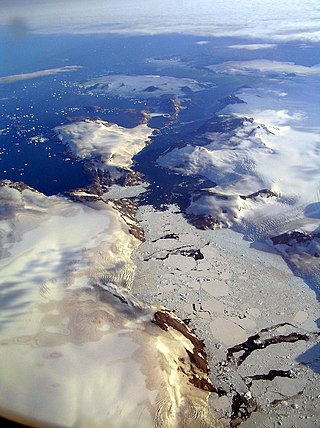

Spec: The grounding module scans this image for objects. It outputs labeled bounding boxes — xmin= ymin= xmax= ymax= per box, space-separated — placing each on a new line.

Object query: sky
xmin=1 ymin=0 xmax=320 ymax=42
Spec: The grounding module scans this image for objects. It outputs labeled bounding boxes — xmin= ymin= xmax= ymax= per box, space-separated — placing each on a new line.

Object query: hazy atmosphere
xmin=0 ymin=1 xmax=319 ymax=427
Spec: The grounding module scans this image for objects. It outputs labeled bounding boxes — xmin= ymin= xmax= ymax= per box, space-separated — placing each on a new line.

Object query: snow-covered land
xmin=0 ymin=182 xmax=218 ymax=427
xmin=158 ymin=62 xmax=320 ymax=284
xmin=55 ymin=119 xmax=154 ymax=175
xmin=81 ymin=74 xmax=214 ymax=99
xmin=207 ymin=59 xmax=320 ymax=75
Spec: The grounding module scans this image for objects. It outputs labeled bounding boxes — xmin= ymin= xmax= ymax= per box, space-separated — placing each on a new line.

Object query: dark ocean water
xmin=1 ymin=20 xmax=320 ymax=428
xmin=1 ymin=30 xmax=317 ymax=197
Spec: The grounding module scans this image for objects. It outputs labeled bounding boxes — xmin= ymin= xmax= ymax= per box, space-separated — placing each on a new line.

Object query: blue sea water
xmin=1 ymin=29 xmax=319 ymax=197
xmin=0 ymin=11 xmax=320 ymax=427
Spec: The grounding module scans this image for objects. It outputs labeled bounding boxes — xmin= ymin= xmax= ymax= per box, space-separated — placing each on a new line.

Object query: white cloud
xmin=207 ymin=60 xmax=320 ymax=76
xmin=227 ymin=44 xmax=277 ymax=50
xmin=196 ymin=40 xmax=210 ymax=45
xmin=1 ymin=0 xmax=320 ymax=42
xmin=0 ymin=66 xmax=82 ymax=84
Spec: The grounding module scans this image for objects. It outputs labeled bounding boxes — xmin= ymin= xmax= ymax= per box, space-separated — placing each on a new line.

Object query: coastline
xmin=0 ymin=18 xmax=319 ymax=426
xmin=0 ymin=182 xmax=221 ymax=428
xmin=132 ymin=203 xmax=320 ymax=427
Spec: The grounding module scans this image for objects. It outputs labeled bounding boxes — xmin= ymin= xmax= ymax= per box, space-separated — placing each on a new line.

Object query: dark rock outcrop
xmin=108 ymin=198 xmax=145 ymax=242
xmin=271 ymin=230 xmax=312 ymax=246
xmin=152 ymin=309 xmax=216 ymax=392
xmin=186 ymin=213 xmax=220 ymax=230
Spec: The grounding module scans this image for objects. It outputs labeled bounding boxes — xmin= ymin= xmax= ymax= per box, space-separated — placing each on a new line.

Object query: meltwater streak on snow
xmin=0 ymin=185 xmax=137 ymax=332
xmin=0 ymin=184 xmax=219 ymax=428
